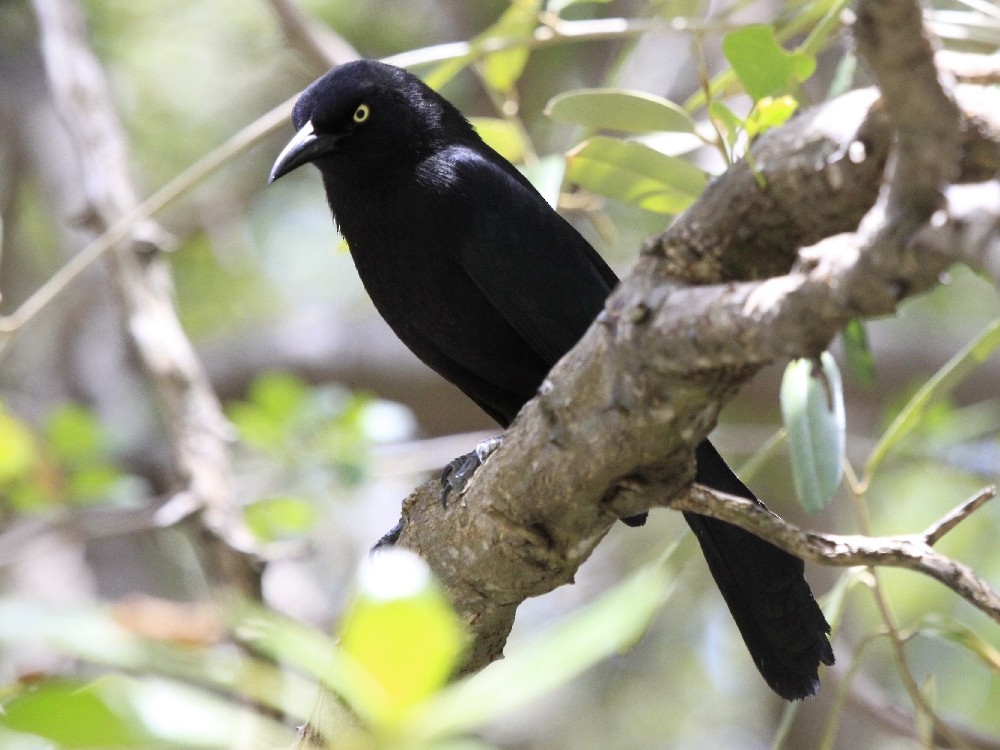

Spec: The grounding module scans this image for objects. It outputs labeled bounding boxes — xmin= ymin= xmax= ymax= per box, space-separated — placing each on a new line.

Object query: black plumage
xmin=269 ymin=59 xmax=833 ymax=699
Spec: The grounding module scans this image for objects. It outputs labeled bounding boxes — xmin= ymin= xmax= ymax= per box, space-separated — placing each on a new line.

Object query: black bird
xmin=270 ymin=59 xmax=833 ymax=700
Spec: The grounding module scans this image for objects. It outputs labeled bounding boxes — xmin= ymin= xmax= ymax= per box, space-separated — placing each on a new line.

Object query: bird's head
xmin=269 ymin=59 xmax=476 ymax=185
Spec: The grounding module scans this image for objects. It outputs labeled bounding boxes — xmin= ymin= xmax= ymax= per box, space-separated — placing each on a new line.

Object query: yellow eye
xmin=353 ymin=104 xmax=370 ymax=123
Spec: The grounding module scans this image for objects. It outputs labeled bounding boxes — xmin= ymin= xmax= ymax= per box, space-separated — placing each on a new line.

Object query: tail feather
xmin=688 ymin=441 xmax=834 ymax=700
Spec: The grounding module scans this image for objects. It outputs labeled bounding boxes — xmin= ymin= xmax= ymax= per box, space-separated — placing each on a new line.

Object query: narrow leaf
xmin=780 ymin=352 xmax=845 ymax=513
xmin=707 ymin=100 xmax=743 ymax=152
xmin=918 ymin=615 xmax=1000 ymax=673
xmin=405 ymin=534 xmax=696 ymax=742
xmin=841 ymin=318 xmax=876 ymax=386
xmin=866 ymin=317 xmax=1000 ymax=478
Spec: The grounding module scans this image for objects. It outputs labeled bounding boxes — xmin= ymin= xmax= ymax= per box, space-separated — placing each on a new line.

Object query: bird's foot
xmin=371 ymin=517 xmax=405 ymax=552
xmin=440 ymin=436 xmax=503 ymax=506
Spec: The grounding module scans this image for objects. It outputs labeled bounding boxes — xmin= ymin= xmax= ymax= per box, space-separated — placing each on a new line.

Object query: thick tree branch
xmin=392 ymin=0 xmax=1000 ymax=672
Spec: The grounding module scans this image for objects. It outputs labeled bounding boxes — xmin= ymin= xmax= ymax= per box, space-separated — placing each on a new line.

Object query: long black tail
xmin=687 ymin=440 xmax=834 ymax=700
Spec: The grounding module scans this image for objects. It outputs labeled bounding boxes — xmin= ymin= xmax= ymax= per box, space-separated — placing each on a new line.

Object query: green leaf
xmin=45 ymin=403 xmax=106 ymax=468
xmin=423 ymin=1 xmax=540 ymax=93
xmin=0 ymin=679 xmax=148 ymax=748
xmin=0 ymin=598 xmax=315 ymax=722
xmin=479 ymin=1 xmax=541 ymax=93
xmin=0 ymin=407 xmax=38 ymax=486
xmin=233 ymin=605 xmax=388 ymax=728
xmin=780 ymin=352 xmax=845 ymax=513
xmin=547 ymin=0 xmax=612 ymax=14
xmin=248 ymin=371 xmax=308 ymax=421
xmin=826 ymin=51 xmax=858 ymax=99
xmin=227 ymin=371 xmax=309 ymax=450
xmin=422 ymin=57 xmax=468 ymax=93
xmin=519 ymin=154 xmax=566 ymax=208
xmin=722 ymin=24 xmax=816 ymax=101
xmin=243 ymin=496 xmax=317 ymax=541
xmin=0 ymin=675 xmax=295 ymax=749
xmin=918 ymin=615 xmax=1000 ymax=673
xmin=404 ymin=534 xmax=696 ymax=743
xmin=469 ymin=117 xmax=526 ymax=163
xmin=707 ymin=100 xmax=743 ymax=151
xmin=821 ymin=568 xmax=869 ymax=632
xmin=545 ymin=89 xmax=695 ymax=134
xmin=865 ymin=317 xmax=1000 ymax=478
xmin=745 ymin=95 xmax=799 ymax=138
xmin=339 ymin=549 xmax=468 ymax=725
xmin=841 ymin=318 xmax=876 ymax=386
xmin=66 ymin=465 xmax=121 ymax=504
xmin=565 ymin=136 xmax=707 ymax=214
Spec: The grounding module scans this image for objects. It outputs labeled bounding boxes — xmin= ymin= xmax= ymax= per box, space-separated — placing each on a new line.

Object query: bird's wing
xmin=448 ymin=147 xmax=617 ymax=366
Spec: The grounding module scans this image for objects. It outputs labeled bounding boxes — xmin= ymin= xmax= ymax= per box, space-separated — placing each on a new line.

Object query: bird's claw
xmin=371 ymin=518 xmax=405 ymax=552
xmin=440 ymin=436 xmax=503 ymax=506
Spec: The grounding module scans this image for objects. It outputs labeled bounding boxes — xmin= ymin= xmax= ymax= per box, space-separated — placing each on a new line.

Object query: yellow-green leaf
xmin=565 ymin=136 xmax=707 ymax=214
xmin=745 ymin=95 xmax=799 ymax=137
xmin=470 ymin=117 xmax=526 ymax=163
xmin=339 ymin=549 xmax=467 ymax=724
xmin=480 ymin=1 xmax=540 ymax=93
xmin=0 ymin=679 xmax=147 ymax=747
xmin=243 ymin=496 xmax=317 ymax=542
xmin=0 ymin=407 xmax=38 ymax=486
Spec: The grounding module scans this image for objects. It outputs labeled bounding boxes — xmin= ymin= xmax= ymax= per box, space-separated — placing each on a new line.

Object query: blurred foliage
xmin=1 ymin=0 xmax=1000 ymax=749
xmin=0 ymin=401 xmax=135 ymax=513
xmin=226 ymin=371 xmax=415 ymax=544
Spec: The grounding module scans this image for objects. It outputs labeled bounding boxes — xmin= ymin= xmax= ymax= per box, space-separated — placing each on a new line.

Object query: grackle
xmin=269 ymin=59 xmax=833 ymax=699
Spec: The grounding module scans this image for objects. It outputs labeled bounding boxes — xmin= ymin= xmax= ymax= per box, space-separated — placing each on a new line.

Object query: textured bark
xmin=389 ymin=1 xmax=1000 ymax=671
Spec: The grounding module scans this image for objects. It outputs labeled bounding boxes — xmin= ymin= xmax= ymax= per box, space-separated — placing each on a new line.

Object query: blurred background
xmin=1 ymin=0 xmax=1000 ymax=748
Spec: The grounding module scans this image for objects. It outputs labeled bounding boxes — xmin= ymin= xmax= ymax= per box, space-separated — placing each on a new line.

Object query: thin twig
xmin=676 ymin=486 xmax=1000 ymax=624
xmin=924 ymin=485 xmax=997 ymax=546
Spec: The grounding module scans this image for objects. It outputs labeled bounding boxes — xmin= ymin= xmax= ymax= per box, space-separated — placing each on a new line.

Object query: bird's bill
xmin=269 ymin=120 xmax=339 ymax=183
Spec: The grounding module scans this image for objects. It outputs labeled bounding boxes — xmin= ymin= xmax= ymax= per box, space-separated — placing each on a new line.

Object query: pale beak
xmin=269 ymin=120 xmax=340 ymax=183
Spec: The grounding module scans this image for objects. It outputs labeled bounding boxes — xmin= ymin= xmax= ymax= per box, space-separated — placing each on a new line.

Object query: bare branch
xmin=672 ymin=486 xmax=1000 ymax=624
xmin=28 ymin=0 xmax=262 ymax=581
xmin=923 ymin=485 xmax=997 ymax=546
